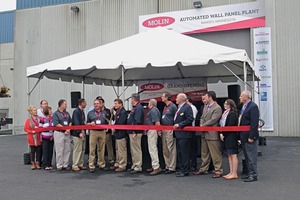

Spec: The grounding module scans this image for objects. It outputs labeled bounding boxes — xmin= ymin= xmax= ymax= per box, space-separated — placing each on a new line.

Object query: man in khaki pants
xmin=87 ymin=99 xmax=110 ymax=173
xmin=160 ymin=92 xmax=177 ymax=174
xmin=111 ymin=99 xmax=128 ymax=172
xmin=127 ymin=93 xmax=144 ymax=174
xmin=194 ymin=91 xmax=223 ymax=178
xmin=71 ymin=98 xmax=87 ymax=171
xmin=145 ymin=99 xmax=161 ymax=175
xmin=52 ymin=99 xmax=72 ymax=171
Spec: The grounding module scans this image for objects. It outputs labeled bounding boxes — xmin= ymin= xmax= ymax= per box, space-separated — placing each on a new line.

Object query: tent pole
xmin=27 ymin=70 xmax=46 ymax=96
xmin=252 ymin=73 xmax=256 ymax=100
xmin=82 ymin=79 xmax=85 ymax=99
xmin=243 ymin=62 xmax=247 ymax=90
xmin=121 ymin=65 xmax=125 ymax=103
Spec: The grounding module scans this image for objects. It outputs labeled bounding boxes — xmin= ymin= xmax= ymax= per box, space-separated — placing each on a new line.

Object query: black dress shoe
xmin=89 ymin=168 xmax=95 ymax=173
xmin=241 ymin=174 xmax=250 ymax=179
xmin=176 ymin=172 xmax=189 ymax=177
xmin=130 ymin=170 xmax=141 ymax=174
xmin=99 ymin=167 xmax=109 ymax=171
xmin=190 ymin=167 xmax=196 ymax=172
xmin=243 ymin=177 xmax=257 ymax=182
xmin=165 ymin=170 xmax=175 ymax=174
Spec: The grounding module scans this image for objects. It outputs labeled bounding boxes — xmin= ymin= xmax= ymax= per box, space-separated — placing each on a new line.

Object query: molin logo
xmin=140 ymin=83 xmax=164 ymax=91
xmin=142 ymin=16 xmax=175 ymax=28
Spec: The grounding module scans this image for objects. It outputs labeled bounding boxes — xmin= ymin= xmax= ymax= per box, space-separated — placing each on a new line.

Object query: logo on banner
xmin=256 ymin=58 xmax=268 ymax=62
xmin=256 ymin=40 xmax=270 ymax=45
xmin=142 ymin=16 xmax=175 ymax=28
xmin=255 ymin=32 xmax=269 ymax=37
xmin=261 ymin=92 xmax=268 ymax=101
xmin=140 ymin=83 xmax=164 ymax=91
xmin=259 ymin=65 xmax=267 ymax=72
xmin=257 ymin=49 xmax=268 ymax=55
xmin=260 ymin=83 xmax=271 ymax=88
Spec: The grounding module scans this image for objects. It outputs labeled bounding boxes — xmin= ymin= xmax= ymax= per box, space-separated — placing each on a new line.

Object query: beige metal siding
xmin=270 ymin=0 xmax=300 ymax=137
xmin=13 ymin=0 xmax=154 ymax=134
xmin=13 ymin=0 xmax=300 ymax=136
xmin=14 ymin=9 xmax=41 ymax=134
xmin=158 ymin=0 xmax=254 ymax=13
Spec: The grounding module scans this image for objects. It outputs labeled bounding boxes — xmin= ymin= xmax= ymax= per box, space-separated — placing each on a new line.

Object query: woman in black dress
xmin=220 ymin=99 xmax=239 ymax=180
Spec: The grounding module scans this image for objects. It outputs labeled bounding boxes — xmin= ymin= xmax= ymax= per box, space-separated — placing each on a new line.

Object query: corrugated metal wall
xmin=13 ymin=0 xmax=157 ymax=134
xmin=0 ymin=11 xmax=14 ymax=43
xmin=266 ymin=0 xmax=300 ymax=137
xmin=12 ymin=0 xmax=300 ymax=136
xmin=16 ymin=0 xmax=88 ymax=10
xmin=158 ymin=0 xmax=254 ymax=12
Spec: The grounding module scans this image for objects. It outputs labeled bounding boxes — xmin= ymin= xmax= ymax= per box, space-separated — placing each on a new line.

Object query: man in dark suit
xmin=173 ymin=93 xmax=194 ymax=177
xmin=239 ymin=90 xmax=259 ymax=182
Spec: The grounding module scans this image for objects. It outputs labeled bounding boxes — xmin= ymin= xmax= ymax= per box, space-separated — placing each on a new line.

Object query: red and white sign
xmin=138 ymin=78 xmax=207 ymax=102
xmin=139 ymin=1 xmax=265 ymax=34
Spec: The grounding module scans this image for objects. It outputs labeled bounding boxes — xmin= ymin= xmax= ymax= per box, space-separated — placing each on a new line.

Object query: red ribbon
xmin=32 ymin=124 xmax=250 ymax=132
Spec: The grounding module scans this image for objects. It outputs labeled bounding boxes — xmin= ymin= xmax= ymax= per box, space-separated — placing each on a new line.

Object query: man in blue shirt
xmin=87 ymin=99 xmax=110 ymax=173
xmin=71 ymin=98 xmax=87 ymax=172
xmin=127 ymin=93 xmax=144 ymax=174
xmin=145 ymin=99 xmax=161 ymax=175
xmin=52 ymin=99 xmax=72 ymax=171
xmin=160 ymin=92 xmax=177 ymax=174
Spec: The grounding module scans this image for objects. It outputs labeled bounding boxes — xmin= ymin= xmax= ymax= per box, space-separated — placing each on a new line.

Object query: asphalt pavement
xmin=0 ymin=135 xmax=299 ymax=200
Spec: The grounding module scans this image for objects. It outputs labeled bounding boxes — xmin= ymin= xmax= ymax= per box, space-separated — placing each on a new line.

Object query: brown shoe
xmin=110 ymin=166 xmax=118 ymax=170
xmin=147 ymin=168 xmax=153 ymax=172
xmin=193 ymin=171 xmax=208 ymax=175
xmin=57 ymin=167 xmax=63 ymax=171
xmin=64 ymin=167 xmax=72 ymax=171
xmin=212 ymin=173 xmax=222 ymax=178
xmin=79 ymin=166 xmax=87 ymax=170
xmin=72 ymin=167 xmax=80 ymax=172
xmin=150 ymin=168 xmax=161 ymax=176
xmin=115 ymin=167 xmax=126 ymax=172
xmin=31 ymin=162 xmax=36 ymax=170
xmin=35 ymin=162 xmax=41 ymax=170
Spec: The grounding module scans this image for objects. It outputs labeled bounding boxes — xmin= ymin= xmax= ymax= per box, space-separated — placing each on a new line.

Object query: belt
xmin=91 ymin=129 xmax=105 ymax=131
xmin=56 ymin=130 xmax=65 ymax=133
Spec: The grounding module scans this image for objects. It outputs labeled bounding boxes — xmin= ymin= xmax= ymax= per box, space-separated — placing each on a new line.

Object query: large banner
xmin=253 ymin=27 xmax=273 ymax=131
xmin=137 ymin=78 xmax=207 ymax=102
xmin=139 ymin=1 xmax=265 ymax=34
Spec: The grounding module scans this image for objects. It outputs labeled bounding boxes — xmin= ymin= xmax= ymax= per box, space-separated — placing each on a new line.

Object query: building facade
xmin=0 ymin=0 xmax=299 ymax=136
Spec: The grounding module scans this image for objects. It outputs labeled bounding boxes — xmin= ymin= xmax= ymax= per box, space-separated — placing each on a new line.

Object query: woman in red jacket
xmin=24 ymin=105 xmax=42 ymax=170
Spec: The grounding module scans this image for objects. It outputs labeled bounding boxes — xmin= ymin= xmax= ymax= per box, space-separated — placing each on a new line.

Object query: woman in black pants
xmin=40 ymin=107 xmax=54 ymax=170
xmin=219 ymin=99 xmax=239 ymax=180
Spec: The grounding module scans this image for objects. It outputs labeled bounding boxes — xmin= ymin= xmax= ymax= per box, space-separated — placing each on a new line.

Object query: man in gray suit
xmin=194 ymin=91 xmax=223 ymax=178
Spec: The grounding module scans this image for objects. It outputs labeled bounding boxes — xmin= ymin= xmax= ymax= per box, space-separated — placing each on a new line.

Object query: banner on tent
xmin=139 ymin=1 xmax=265 ymax=34
xmin=253 ymin=27 xmax=273 ymax=131
xmin=138 ymin=78 xmax=207 ymax=102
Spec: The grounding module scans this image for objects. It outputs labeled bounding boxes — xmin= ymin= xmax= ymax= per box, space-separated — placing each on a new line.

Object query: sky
xmin=0 ymin=0 xmax=16 ymax=12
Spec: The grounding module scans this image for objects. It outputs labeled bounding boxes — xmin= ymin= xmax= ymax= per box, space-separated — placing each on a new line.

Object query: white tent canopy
xmin=27 ymin=28 xmax=259 ymax=88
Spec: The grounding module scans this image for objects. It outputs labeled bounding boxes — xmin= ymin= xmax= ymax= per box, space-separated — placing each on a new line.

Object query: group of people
xmin=24 ymin=90 xmax=259 ymax=182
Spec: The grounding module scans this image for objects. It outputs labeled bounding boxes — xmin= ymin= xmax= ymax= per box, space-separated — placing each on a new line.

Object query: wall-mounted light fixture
xmin=70 ymin=5 xmax=80 ymax=13
xmin=193 ymin=1 xmax=202 ymax=9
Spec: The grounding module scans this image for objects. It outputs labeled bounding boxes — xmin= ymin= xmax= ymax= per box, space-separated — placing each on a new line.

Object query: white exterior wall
xmin=0 ymin=43 xmax=14 ymax=132
xmin=12 ymin=0 xmax=300 ymax=136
